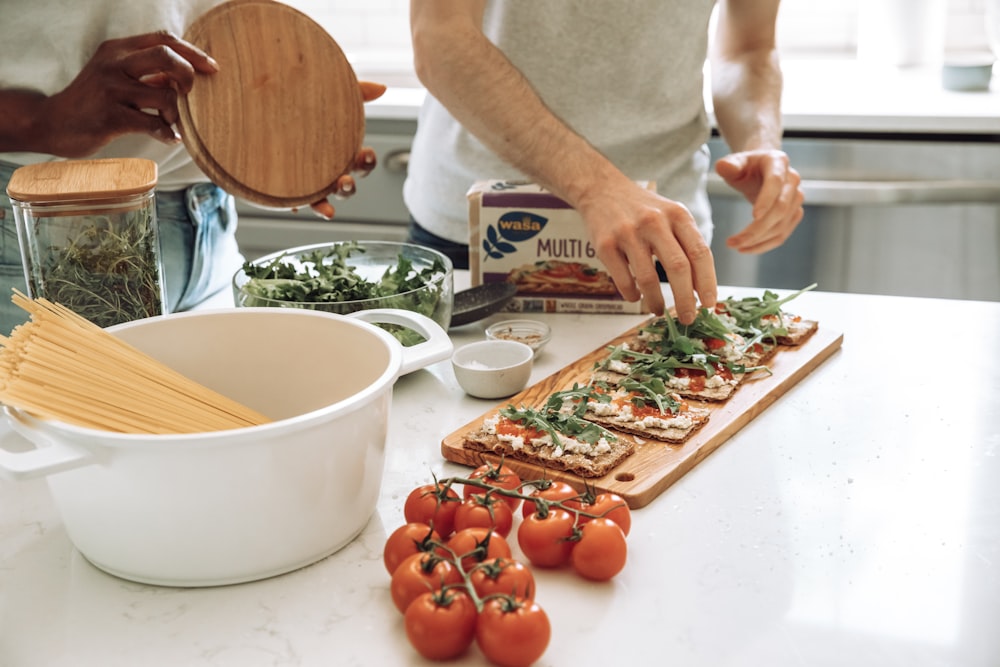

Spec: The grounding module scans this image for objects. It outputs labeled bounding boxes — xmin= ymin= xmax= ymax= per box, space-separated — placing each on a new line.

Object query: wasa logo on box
xmin=483 ymin=212 xmax=547 ymax=260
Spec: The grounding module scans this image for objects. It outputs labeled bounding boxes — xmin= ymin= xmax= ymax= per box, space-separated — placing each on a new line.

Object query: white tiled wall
xmin=287 ymin=0 xmax=994 ymax=64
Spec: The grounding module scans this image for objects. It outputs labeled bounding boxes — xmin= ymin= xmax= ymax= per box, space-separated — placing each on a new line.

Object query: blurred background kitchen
xmin=237 ymin=0 xmax=1000 ymax=303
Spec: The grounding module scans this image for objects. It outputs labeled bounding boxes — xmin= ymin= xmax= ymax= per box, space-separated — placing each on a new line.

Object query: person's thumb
xmin=714 ymin=153 xmax=748 ymax=183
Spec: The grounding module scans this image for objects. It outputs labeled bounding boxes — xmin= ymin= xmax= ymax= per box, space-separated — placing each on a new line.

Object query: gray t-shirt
xmin=404 ymin=0 xmax=717 ymax=245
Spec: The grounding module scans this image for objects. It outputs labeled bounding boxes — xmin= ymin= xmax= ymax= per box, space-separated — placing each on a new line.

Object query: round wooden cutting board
xmin=178 ymin=0 xmax=365 ymax=208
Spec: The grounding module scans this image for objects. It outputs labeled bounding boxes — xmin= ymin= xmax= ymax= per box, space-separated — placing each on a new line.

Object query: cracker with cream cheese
xmin=592 ymin=305 xmax=775 ymax=402
xmin=461 ymin=397 xmax=634 ymax=478
xmin=564 ymin=380 xmax=711 ymax=444
xmin=713 ymin=285 xmax=819 ymax=347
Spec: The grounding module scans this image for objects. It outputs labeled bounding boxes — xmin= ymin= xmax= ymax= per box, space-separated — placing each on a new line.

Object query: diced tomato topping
xmin=704 ymin=337 xmax=726 ymax=350
xmin=631 ymin=403 xmax=663 ymax=419
xmin=675 ymin=363 xmax=732 ymax=392
xmin=612 ymin=393 xmax=683 ymax=419
xmin=496 ymin=417 xmax=545 ymax=441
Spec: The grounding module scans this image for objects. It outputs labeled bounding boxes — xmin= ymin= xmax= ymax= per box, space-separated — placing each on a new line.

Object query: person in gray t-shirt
xmin=404 ymin=0 xmax=804 ymax=324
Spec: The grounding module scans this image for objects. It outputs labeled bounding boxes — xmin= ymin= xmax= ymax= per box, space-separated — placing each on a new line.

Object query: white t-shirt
xmin=0 ymin=0 xmax=222 ymax=191
xmin=403 ymin=0 xmax=718 ymax=246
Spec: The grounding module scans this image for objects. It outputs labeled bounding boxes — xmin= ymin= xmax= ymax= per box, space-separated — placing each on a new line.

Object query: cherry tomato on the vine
xmin=383 ymin=522 xmax=441 ymax=575
xmin=404 ymin=482 xmax=461 ymax=538
xmin=576 ymin=491 xmax=632 ymax=536
xmin=516 ymin=507 xmax=577 ymax=568
xmin=454 ymin=493 xmax=514 ymax=538
xmin=444 ymin=526 xmax=513 ymax=572
xmin=476 ymin=596 xmax=551 ymax=667
xmin=464 ymin=463 xmax=523 ymax=512
xmin=521 ymin=480 xmax=580 ymax=518
xmin=569 ymin=517 xmax=628 ymax=582
xmin=390 ymin=551 xmax=462 ymax=614
xmin=469 ymin=557 xmax=536 ymax=601
xmin=404 ymin=588 xmax=478 ymax=661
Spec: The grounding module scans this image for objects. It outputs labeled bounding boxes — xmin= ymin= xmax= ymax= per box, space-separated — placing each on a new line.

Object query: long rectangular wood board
xmin=441 ymin=319 xmax=844 ymax=509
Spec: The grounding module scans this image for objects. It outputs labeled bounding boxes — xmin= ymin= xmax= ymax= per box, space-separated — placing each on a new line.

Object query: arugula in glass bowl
xmin=233 ymin=241 xmax=453 ymax=346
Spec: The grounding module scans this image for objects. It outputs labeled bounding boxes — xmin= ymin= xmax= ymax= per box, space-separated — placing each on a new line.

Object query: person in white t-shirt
xmin=0 ymin=1 xmax=381 ymax=334
xmin=404 ymin=0 xmax=804 ymax=323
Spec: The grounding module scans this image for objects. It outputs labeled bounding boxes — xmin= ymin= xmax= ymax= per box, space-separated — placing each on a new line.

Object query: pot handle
xmin=347 ymin=309 xmax=454 ymax=375
xmin=0 ymin=408 xmax=97 ymax=480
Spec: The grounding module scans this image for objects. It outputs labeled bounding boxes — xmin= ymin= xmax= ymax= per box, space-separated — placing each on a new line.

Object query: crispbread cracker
xmin=461 ymin=429 xmax=635 ymax=478
xmin=584 ymin=406 xmax=711 ymax=444
xmin=590 ymin=367 xmax=744 ymax=402
xmin=775 ymin=318 xmax=818 ymax=346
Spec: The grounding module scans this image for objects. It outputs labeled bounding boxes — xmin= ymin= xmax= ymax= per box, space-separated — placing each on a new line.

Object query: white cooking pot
xmin=0 ymin=307 xmax=452 ymax=587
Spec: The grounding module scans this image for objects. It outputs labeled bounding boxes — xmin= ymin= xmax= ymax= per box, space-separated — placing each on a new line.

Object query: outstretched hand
xmin=577 ymin=180 xmax=717 ymax=324
xmin=715 ymin=149 xmax=804 ymax=254
xmin=41 ymin=31 xmax=218 ymax=158
xmin=309 ymin=81 xmax=387 ymax=219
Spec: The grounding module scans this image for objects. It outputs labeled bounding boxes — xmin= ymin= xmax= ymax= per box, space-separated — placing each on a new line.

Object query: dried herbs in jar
xmin=6 ymin=159 xmax=165 ymax=328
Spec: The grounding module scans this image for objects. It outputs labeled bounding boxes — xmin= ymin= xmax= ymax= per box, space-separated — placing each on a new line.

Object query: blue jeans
xmin=0 ymin=161 xmax=244 ymax=334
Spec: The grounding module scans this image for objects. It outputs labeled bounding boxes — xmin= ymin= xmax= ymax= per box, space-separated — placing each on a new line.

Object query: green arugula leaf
xmin=617 ymin=376 xmax=682 ymax=415
xmin=499 ymin=393 xmax=617 ymax=455
xmin=718 ymin=283 xmax=817 ymax=340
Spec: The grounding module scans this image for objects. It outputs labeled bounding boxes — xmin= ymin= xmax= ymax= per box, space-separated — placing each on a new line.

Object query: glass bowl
xmin=485 ymin=319 xmax=552 ymax=355
xmin=233 ymin=241 xmax=454 ymax=345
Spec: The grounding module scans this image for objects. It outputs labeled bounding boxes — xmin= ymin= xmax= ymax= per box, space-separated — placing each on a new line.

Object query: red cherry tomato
xmin=403 ymin=482 xmax=461 ymax=538
xmin=383 ymin=522 xmax=441 ymax=575
xmin=521 ymin=480 xmax=580 ymax=518
xmin=468 ymin=557 xmax=536 ymax=601
xmin=576 ymin=492 xmax=631 ymax=536
xmin=570 ymin=517 xmax=628 ymax=582
xmin=404 ymin=588 xmax=478 ymax=661
xmin=454 ymin=493 xmax=514 ymax=538
xmin=464 ymin=463 xmax=522 ymax=512
xmin=390 ymin=551 xmax=462 ymax=614
xmin=445 ymin=526 xmax=513 ymax=572
xmin=476 ymin=596 xmax=551 ymax=667
xmin=516 ymin=507 xmax=577 ymax=568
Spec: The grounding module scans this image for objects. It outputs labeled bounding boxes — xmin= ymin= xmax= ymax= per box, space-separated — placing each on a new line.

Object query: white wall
xmin=286 ymin=0 xmax=993 ymax=65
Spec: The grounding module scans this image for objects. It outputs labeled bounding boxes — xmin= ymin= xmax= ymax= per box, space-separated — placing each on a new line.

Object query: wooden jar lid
xmin=178 ymin=0 xmax=365 ymax=208
xmin=6 ymin=158 xmax=158 ymax=202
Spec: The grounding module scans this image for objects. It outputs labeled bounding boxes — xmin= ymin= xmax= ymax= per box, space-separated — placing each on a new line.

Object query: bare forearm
xmin=710 ymin=0 xmax=785 ymax=153
xmin=411 ymin=12 xmax=628 ymax=208
xmin=710 ymin=49 xmax=784 ymax=153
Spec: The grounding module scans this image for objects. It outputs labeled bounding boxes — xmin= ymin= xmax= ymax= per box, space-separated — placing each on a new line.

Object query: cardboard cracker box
xmin=468 ymin=179 xmax=652 ymax=315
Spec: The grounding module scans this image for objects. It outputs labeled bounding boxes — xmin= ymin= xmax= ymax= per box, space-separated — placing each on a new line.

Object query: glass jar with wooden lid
xmin=6 ymin=158 xmax=165 ymax=328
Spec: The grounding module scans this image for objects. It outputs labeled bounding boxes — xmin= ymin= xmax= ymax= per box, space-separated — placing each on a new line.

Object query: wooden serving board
xmin=441 ymin=321 xmax=844 ymax=509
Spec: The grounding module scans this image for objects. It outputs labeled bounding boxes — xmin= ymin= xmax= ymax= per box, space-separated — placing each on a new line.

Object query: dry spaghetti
xmin=0 ymin=291 xmax=271 ymax=434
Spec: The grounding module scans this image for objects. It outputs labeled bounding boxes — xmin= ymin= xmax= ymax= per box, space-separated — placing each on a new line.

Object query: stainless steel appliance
xmin=707 ymin=135 xmax=1000 ymax=302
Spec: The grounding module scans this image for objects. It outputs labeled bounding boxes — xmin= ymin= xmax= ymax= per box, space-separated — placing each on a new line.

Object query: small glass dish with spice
xmin=6 ymin=158 xmax=165 ymax=328
xmin=485 ymin=319 xmax=552 ymax=356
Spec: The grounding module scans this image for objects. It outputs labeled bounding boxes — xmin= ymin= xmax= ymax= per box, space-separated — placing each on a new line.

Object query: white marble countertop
xmin=2 ymin=277 xmax=999 ymax=667
xmin=364 ymin=58 xmax=1000 ymax=136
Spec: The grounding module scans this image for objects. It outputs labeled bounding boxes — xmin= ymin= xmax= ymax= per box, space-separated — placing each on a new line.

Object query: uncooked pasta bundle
xmin=0 ymin=291 xmax=271 ymax=434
